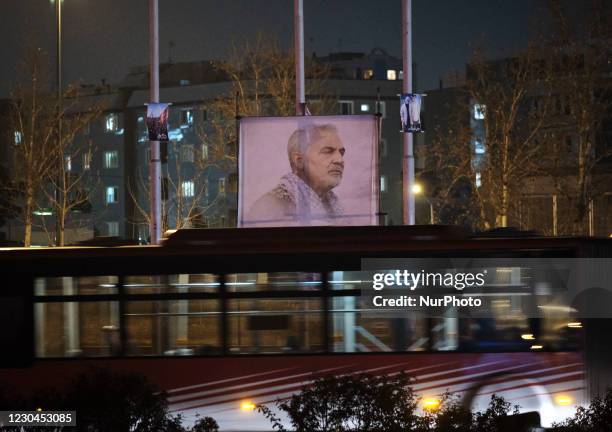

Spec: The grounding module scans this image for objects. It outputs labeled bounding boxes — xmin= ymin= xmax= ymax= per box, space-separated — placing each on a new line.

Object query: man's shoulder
xmin=248 ymin=186 xmax=296 ymax=220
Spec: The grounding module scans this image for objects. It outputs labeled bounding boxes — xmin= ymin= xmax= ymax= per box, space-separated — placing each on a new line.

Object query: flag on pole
xmin=146 ymin=103 xmax=171 ymax=141
xmin=399 ymin=93 xmax=424 ymax=133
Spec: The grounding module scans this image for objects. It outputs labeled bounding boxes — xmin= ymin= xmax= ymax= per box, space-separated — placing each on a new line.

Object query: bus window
xmin=330 ymin=296 xmax=429 ymax=352
xmin=124 ymin=274 xmax=219 ymax=294
xmin=329 ymin=271 xmax=429 ymax=352
xmin=226 ymin=272 xmax=322 ymax=292
xmin=35 ymin=301 xmax=119 ymax=357
xmin=35 ymin=276 xmax=118 ymax=295
xmin=329 ymin=271 xmax=368 ymax=290
xmin=124 ymin=299 xmax=220 ymax=356
xmin=228 ymin=298 xmax=323 ymax=353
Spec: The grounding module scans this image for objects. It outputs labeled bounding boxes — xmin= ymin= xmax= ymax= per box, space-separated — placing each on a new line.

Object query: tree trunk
xmin=58 ymin=216 xmax=65 ymax=247
xmin=496 ymin=183 xmax=509 ymax=228
xmin=24 ymin=186 xmax=34 ymax=247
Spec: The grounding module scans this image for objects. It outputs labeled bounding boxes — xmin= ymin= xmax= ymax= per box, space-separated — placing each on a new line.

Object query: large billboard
xmin=238 ymin=115 xmax=379 ymax=227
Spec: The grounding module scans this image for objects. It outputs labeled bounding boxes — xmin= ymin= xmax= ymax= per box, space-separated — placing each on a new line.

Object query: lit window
xmin=104 ymin=151 xmax=118 ymax=169
xmin=201 ymin=143 xmax=208 ymax=160
xmin=107 ymin=221 xmax=119 ymax=237
xmin=181 ymin=144 xmax=194 ymax=163
xmin=363 ymin=69 xmax=374 ymax=80
xmin=182 ymin=181 xmax=195 ymax=198
xmin=14 ymin=131 xmax=22 ymax=145
xmin=339 ymin=100 xmax=354 ymax=115
xmin=387 ymin=70 xmax=397 ymax=80
xmin=474 ymin=140 xmax=485 ymax=154
xmin=398 ymin=70 xmax=404 ymax=80
xmin=360 ymin=103 xmax=370 ymax=112
xmin=105 ymin=113 xmax=118 ymax=132
xmin=380 ymin=175 xmax=387 ymax=192
xmin=219 ymin=177 xmax=226 ymax=196
xmin=474 ymin=104 xmax=485 ymax=120
xmin=180 ymin=79 xmax=191 ymax=86
xmin=180 ymin=110 xmax=193 ymax=126
xmin=106 ymin=186 xmax=118 ymax=204
xmin=83 ymin=152 xmax=91 ymax=170
xmin=475 ymin=172 xmax=482 ymax=188
xmin=65 ymin=156 xmax=71 ymax=172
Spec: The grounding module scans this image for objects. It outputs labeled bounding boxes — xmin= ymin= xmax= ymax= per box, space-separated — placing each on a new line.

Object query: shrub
xmin=552 ymin=389 xmax=612 ymax=432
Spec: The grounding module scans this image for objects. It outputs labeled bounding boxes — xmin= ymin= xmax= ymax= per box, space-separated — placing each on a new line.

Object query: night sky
xmin=1 ymin=0 xmax=554 ymax=97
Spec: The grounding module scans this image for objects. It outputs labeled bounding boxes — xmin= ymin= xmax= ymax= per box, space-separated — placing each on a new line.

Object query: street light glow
xmin=412 ymin=183 xmax=423 ymax=194
xmin=422 ymin=397 xmax=440 ymax=410
xmin=555 ymin=395 xmax=573 ymax=406
xmin=240 ymin=401 xmax=256 ymax=412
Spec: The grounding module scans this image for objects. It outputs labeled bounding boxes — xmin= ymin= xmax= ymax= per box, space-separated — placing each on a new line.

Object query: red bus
xmin=1 ymin=226 xmax=611 ymax=429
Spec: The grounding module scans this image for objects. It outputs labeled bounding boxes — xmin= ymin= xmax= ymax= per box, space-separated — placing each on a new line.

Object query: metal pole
xmin=401 ymin=0 xmax=415 ymax=225
xmin=294 ymin=0 xmax=305 ymax=115
xmin=149 ymin=0 xmax=162 ymax=244
xmin=56 ymin=0 xmax=63 ymax=245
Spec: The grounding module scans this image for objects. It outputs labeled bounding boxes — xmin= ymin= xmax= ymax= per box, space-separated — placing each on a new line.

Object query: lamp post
xmin=412 ymin=183 xmax=434 ymax=225
xmin=149 ymin=0 xmax=162 ymax=244
xmin=54 ymin=0 xmax=63 ymax=246
xmin=402 ymin=0 xmax=415 ymax=225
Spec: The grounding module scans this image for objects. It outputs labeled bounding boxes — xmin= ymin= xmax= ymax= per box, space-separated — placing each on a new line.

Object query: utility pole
xmin=55 ymin=0 xmax=63 ymax=245
xmin=149 ymin=0 xmax=162 ymax=244
xmin=294 ymin=0 xmax=305 ymax=115
xmin=401 ymin=0 xmax=415 ymax=225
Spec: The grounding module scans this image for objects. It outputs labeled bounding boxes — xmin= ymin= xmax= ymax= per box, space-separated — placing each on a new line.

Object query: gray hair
xmin=287 ymin=124 xmax=338 ymax=172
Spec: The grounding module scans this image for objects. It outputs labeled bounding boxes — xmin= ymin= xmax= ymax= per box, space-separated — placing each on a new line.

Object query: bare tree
xmin=418 ymin=102 xmax=480 ymax=228
xmin=6 ymin=49 xmax=62 ymax=247
xmin=44 ymin=93 xmax=103 ymax=246
xmin=542 ymin=0 xmax=612 ymax=235
xmin=211 ymin=34 xmax=333 ymax=119
xmin=129 ymin=137 xmax=232 ymax=235
xmin=422 ymin=46 xmax=552 ymax=231
xmin=465 ymin=45 xmax=552 ymax=229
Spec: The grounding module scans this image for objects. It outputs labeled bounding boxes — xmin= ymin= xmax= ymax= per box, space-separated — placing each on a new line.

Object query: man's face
xmin=302 ymin=130 xmax=345 ymax=196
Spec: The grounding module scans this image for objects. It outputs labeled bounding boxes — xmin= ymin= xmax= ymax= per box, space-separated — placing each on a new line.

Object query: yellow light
xmin=412 ymin=184 xmax=423 ymax=194
xmin=555 ymin=395 xmax=573 ymax=406
xmin=567 ymin=322 xmax=582 ymax=328
xmin=521 ymin=334 xmax=535 ymax=340
xmin=36 ymin=408 xmax=42 ymax=412
xmin=423 ymin=397 xmax=440 ymax=410
xmin=240 ymin=401 xmax=256 ymax=412
xmin=530 ymin=345 xmax=543 ymax=350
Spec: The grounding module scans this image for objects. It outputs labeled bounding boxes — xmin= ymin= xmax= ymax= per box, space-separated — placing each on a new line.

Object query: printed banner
xmin=238 ymin=115 xmax=379 ymax=227
xmin=400 ymin=93 xmax=424 ymax=133
xmin=146 ymin=103 xmax=170 ymax=141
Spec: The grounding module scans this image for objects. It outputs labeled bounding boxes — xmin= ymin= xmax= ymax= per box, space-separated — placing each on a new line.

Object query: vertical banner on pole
xmin=146 ymin=103 xmax=171 ymax=141
xmin=399 ymin=93 xmax=425 ymax=133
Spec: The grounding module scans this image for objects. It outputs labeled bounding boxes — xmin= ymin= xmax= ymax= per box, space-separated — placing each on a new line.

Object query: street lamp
xmin=411 ymin=183 xmax=434 ymax=225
